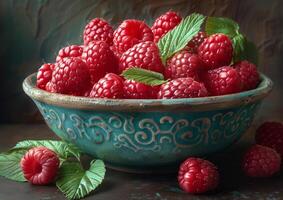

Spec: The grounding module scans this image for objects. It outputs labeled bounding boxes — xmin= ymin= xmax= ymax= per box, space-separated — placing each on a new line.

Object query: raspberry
xmin=20 ymin=147 xmax=60 ymax=185
xmin=201 ymin=66 xmax=241 ymax=96
xmin=165 ymin=51 xmax=202 ymax=80
xmin=255 ymin=122 xmax=283 ymax=157
xmin=56 ymin=45 xmax=83 ymax=62
xmin=178 ymin=158 xmax=219 ymax=194
xmin=83 ymin=18 xmax=114 ymax=46
xmin=157 ymin=78 xmax=208 ymax=99
xmin=123 ymin=80 xmax=159 ymax=99
xmin=89 ymin=73 xmax=124 ymax=99
xmin=151 ymin=11 xmax=182 ymax=43
xmin=185 ymin=32 xmax=207 ymax=53
xmin=82 ymin=40 xmax=118 ymax=84
xmin=45 ymin=81 xmax=56 ymax=93
xmin=242 ymin=145 xmax=281 ymax=177
xmin=198 ymin=33 xmax=233 ymax=69
xmin=113 ymin=19 xmax=153 ymax=54
xmin=119 ymin=41 xmax=164 ymax=73
xmin=234 ymin=60 xmax=260 ymax=91
xmin=51 ymin=57 xmax=91 ymax=96
xmin=37 ymin=63 xmax=54 ymax=90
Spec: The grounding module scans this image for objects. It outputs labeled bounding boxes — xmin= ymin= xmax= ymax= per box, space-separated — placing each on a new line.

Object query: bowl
xmin=23 ymin=73 xmax=273 ymax=173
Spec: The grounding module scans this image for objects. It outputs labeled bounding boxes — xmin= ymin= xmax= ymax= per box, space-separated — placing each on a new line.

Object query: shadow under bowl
xmin=23 ymin=73 xmax=273 ymax=173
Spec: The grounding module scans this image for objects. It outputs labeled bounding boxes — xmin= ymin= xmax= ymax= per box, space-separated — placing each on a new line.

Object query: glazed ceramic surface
xmin=23 ymin=73 xmax=272 ymax=172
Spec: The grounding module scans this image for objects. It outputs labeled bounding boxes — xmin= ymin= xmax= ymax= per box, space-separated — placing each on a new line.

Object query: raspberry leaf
xmin=0 ymin=149 xmax=27 ymax=182
xmin=122 ymin=67 xmax=167 ymax=86
xmin=13 ymin=140 xmax=81 ymax=161
xmin=56 ymin=160 xmax=106 ymax=200
xmin=158 ymin=13 xmax=205 ymax=64
xmin=205 ymin=17 xmax=239 ymax=37
xmin=205 ymin=17 xmax=258 ymax=65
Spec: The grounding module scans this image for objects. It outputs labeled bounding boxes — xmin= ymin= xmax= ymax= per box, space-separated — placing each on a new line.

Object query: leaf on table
xmin=158 ymin=13 xmax=205 ymax=63
xmin=0 ymin=149 xmax=27 ymax=182
xmin=13 ymin=140 xmax=81 ymax=161
xmin=56 ymin=160 xmax=106 ymax=200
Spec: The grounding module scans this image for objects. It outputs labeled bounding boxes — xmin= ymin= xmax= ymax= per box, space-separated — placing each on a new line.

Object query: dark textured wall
xmin=0 ymin=0 xmax=282 ymax=123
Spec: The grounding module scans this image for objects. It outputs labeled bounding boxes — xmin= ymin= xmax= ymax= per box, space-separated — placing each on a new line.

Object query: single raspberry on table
xmin=113 ymin=19 xmax=154 ymax=54
xmin=198 ymin=33 xmax=233 ymax=69
xmin=56 ymin=45 xmax=83 ymax=62
xmin=119 ymin=41 xmax=164 ymax=73
xmin=51 ymin=57 xmax=91 ymax=96
xmin=123 ymin=80 xmax=159 ymax=99
xmin=165 ymin=51 xmax=203 ymax=80
xmin=36 ymin=63 xmax=55 ymax=90
xmin=255 ymin=122 xmax=283 ymax=157
xmin=185 ymin=31 xmax=207 ymax=53
xmin=83 ymin=18 xmax=114 ymax=46
xmin=201 ymin=66 xmax=241 ymax=96
xmin=178 ymin=158 xmax=219 ymax=194
xmin=20 ymin=147 xmax=60 ymax=185
xmin=151 ymin=11 xmax=182 ymax=43
xmin=242 ymin=145 xmax=281 ymax=177
xmin=89 ymin=73 xmax=124 ymax=99
xmin=157 ymin=77 xmax=208 ymax=99
xmin=233 ymin=60 xmax=260 ymax=91
xmin=82 ymin=40 xmax=118 ymax=84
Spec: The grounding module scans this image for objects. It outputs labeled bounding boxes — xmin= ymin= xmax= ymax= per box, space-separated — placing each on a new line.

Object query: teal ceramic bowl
xmin=23 ymin=73 xmax=272 ymax=173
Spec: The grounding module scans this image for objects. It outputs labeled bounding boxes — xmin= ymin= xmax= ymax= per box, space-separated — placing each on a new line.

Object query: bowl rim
xmin=23 ymin=73 xmax=273 ymax=111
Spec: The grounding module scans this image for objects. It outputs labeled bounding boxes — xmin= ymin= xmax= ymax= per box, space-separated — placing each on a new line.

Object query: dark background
xmin=0 ymin=0 xmax=282 ymax=124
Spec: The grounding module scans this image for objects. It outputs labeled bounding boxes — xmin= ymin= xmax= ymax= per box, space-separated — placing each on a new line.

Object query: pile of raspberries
xmin=36 ymin=11 xmax=260 ymax=99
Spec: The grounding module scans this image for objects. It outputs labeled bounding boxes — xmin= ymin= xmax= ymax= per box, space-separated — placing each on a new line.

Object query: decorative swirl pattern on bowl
xmin=36 ymin=101 xmax=259 ymax=154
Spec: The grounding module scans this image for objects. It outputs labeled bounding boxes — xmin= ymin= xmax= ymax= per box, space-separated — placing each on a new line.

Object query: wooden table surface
xmin=0 ymin=124 xmax=282 ymax=200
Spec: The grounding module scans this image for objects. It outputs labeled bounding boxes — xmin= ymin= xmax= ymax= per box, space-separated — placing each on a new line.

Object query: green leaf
xmin=205 ymin=16 xmax=258 ymax=65
xmin=205 ymin=17 xmax=239 ymax=38
xmin=232 ymin=33 xmax=246 ymax=63
xmin=122 ymin=67 xmax=167 ymax=86
xmin=232 ymin=34 xmax=259 ymax=65
xmin=0 ymin=149 xmax=27 ymax=182
xmin=56 ymin=160 xmax=106 ymax=200
xmin=158 ymin=13 xmax=205 ymax=63
xmin=13 ymin=140 xmax=81 ymax=161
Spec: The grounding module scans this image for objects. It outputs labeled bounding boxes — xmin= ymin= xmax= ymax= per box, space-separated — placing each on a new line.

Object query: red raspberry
xmin=201 ymin=66 xmax=241 ymax=96
xmin=51 ymin=57 xmax=91 ymax=96
xmin=185 ymin=32 xmax=207 ymax=53
xmin=45 ymin=81 xmax=56 ymax=93
xmin=56 ymin=45 xmax=83 ymax=62
xmin=157 ymin=78 xmax=208 ymax=99
xmin=151 ymin=11 xmax=182 ymax=43
xmin=123 ymin=80 xmax=159 ymax=99
xmin=242 ymin=145 xmax=281 ymax=177
xmin=165 ymin=51 xmax=202 ymax=80
xmin=119 ymin=41 xmax=164 ymax=73
xmin=234 ymin=60 xmax=260 ymax=91
xmin=83 ymin=18 xmax=114 ymax=46
xmin=36 ymin=63 xmax=54 ymax=90
xmin=178 ymin=158 xmax=219 ymax=194
xmin=198 ymin=33 xmax=233 ymax=69
xmin=82 ymin=40 xmax=118 ymax=84
xmin=113 ymin=19 xmax=154 ymax=54
xmin=20 ymin=147 xmax=60 ymax=185
xmin=255 ymin=122 xmax=283 ymax=157
xmin=89 ymin=73 xmax=124 ymax=99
